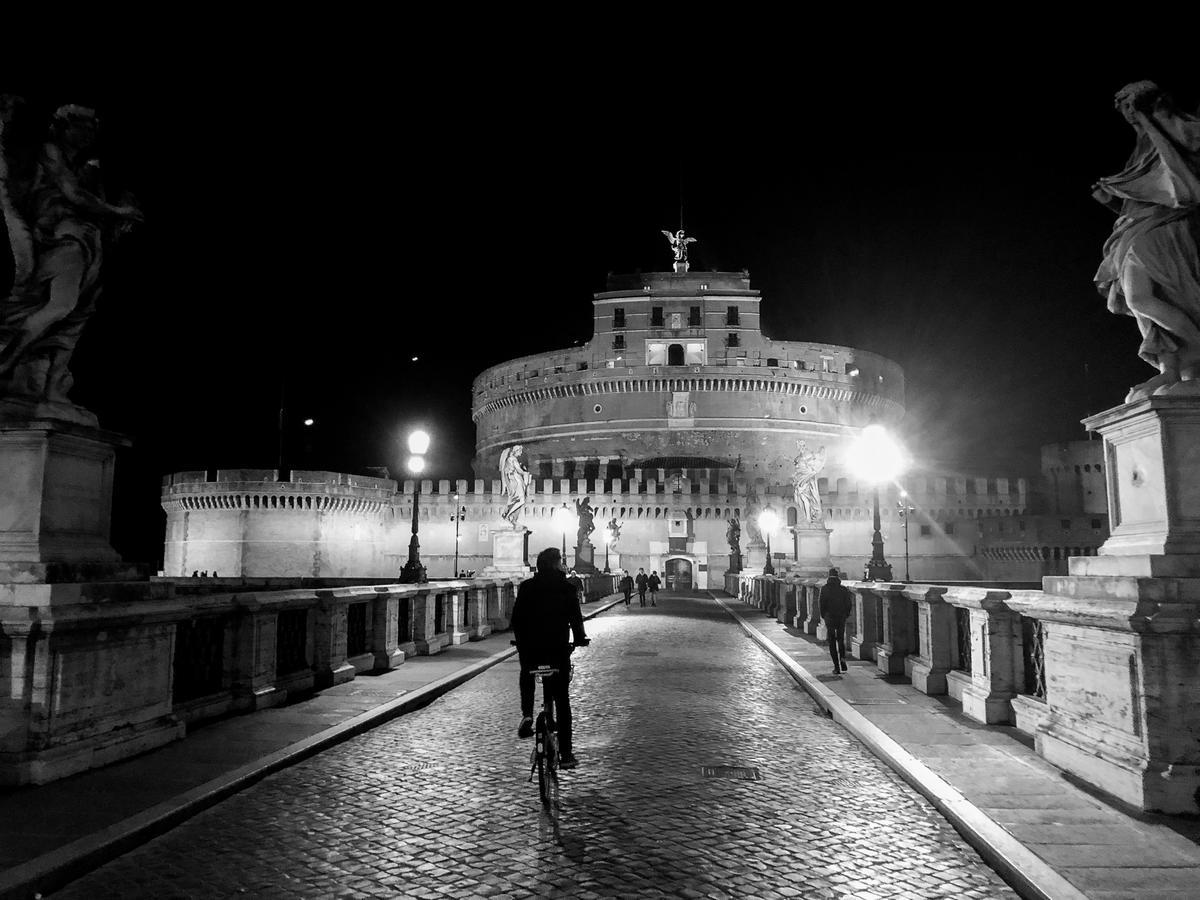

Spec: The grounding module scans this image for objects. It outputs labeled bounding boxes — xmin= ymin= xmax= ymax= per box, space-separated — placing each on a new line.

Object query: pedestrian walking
xmin=620 ymin=571 xmax=634 ymax=606
xmin=635 ymin=568 xmax=648 ymax=607
xmin=648 ymin=571 xmax=661 ymax=606
xmin=819 ymin=567 xmax=853 ymax=675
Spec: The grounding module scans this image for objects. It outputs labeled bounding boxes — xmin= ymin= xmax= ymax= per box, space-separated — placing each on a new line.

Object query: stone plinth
xmin=574 ymin=542 xmax=597 ymax=574
xmin=789 ymin=524 xmax=833 ymax=577
xmin=745 ymin=540 xmax=768 ymax=575
xmin=483 ymin=527 xmax=532 ymax=577
xmin=1084 ymin=395 xmax=1200 ymax=559
xmin=1025 ymin=395 xmax=1200 ymax=813
xmin=0 ymin=418 xmax=129 ymax=583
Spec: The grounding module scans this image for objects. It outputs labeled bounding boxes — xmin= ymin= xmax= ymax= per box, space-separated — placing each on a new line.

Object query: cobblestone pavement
xmin=56 ymin=593 xmax=1018 ymax=899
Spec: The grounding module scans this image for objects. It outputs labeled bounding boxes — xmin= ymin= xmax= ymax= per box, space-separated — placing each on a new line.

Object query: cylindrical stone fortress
xmin=471 ymin=271 xmax=905 ymax=483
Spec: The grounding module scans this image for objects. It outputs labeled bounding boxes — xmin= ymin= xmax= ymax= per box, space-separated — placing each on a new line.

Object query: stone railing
xmin=725 ymin=569 xmax=1200 ymax=815
xmin=1 ymin=572 xmax=615 ymax=788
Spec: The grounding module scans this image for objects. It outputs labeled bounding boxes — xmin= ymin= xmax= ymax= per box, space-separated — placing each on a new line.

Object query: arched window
xmin=787 ymin=507 xmax=798 ymax=525
xmin=668 ymin=344 xmax=685 ymax=366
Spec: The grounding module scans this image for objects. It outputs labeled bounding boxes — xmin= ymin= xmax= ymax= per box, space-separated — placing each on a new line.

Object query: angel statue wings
xmin=0 ymin=99 xmax=143 ymax=407
xmin=498 ymin=445 xmax=534 ymax=527
xmin=792 ymin=441 xmax=827 ymax=524
xmin=661 ymin=228 xmax=697 ymax=263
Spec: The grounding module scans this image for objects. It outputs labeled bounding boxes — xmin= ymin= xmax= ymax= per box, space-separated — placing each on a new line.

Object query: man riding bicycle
xmin=510 ymin=547 xmax=590 ymax=769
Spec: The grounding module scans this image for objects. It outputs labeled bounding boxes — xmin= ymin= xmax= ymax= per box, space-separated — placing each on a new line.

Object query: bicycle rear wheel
xmin=535 ymin=712 xmax=556 ymax=805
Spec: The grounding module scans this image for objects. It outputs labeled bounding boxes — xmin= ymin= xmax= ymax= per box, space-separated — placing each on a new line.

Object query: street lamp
xmin=758 ymin=508 xmax=780 ymax=576
xmin=399 ymin=429 xmax=430 ymax=583
xmin=602 ymin=523 xmax=613 ymax=574
xmin=553 ymin=503 xmax=578 ymax=569
xmin=847 ymin=424 xmax=906 ymax=582
xmin=897 ymin=489 xmax=915 ymax=582
xmin=450 ymin=493 xmax=466 ymax=577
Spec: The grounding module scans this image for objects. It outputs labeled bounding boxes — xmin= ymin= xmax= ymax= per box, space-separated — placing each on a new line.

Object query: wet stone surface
xmin=57 ymin=593 xmax=1017 ymax=899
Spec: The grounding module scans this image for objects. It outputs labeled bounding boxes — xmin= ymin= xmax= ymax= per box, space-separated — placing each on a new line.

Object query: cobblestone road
xmin=56 ymin=593 xmax=1017 ymax=899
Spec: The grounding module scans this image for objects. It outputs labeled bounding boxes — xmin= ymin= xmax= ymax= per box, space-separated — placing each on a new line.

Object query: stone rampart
xmin=162 ymin=469 xmax=1093 ymax=585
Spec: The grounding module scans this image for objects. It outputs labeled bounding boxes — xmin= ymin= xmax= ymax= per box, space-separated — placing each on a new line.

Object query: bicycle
xmin=528 ymin=664 xmax=562 ymax=806
xmin=513 ymin=639 xmax=588 ymax=807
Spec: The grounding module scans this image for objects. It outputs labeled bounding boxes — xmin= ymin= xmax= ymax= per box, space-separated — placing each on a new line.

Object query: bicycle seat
xmin=529 ymin=666 xmax=558 ymax=678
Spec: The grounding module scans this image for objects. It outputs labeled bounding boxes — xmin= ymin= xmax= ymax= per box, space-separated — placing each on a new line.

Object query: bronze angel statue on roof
xmin=661 ymin=229 xmax=697 ymax=264
xmin=0 ymin=97 xmax=143 ymax=409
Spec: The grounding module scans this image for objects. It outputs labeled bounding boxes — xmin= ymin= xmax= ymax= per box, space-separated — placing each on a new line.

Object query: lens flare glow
xmin=407 ymin=430 xmax=431 ymax=455
xmin=847 ymin=424 xmax=906 ymax=483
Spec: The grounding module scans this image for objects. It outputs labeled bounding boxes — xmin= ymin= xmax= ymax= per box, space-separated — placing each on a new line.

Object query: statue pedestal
xmin=1029 ymin=395 xmax=1200 ymax=813
xmin=0 ymin=416 xmax=130 ymax=583
xmin=573 ymin=542 xmax=597 ymax=574
xmin=745 ymin=540 xmax=768 ymax=575
xmin=787 ymin=524 xmax=833 ymax=577
xmin=482 ymin=527 xmax=532 ymax=577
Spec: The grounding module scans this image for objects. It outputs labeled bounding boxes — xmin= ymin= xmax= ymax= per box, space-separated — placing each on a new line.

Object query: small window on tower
xmin=727 ymin=333 xmax=740 ymax=348
xmin=1091 ymin=518 xmax=1102 ymax=529
xmin=726 ymin=306 xmax=739 ymax=325
xmin=613 ymin=335 xmax=625 ymax=350
xmin=945 ymin=523 xmax=955 ymax=535
xmin=613 ymin=307 xmax=625 ymax=328
xmin=689 ymin=306 xmax=701 ymax=326
xmin=920 ymin=525 xmax=932 ymax=536
xmin=651 ymin=306 xmax=664 ymax=326
xmin=766 ymin=358 xmax=778 ymax=368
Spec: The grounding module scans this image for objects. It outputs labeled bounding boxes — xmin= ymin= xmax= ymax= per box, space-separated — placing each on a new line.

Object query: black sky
xmin=5 ymin=44 xmax=1195 ymax=565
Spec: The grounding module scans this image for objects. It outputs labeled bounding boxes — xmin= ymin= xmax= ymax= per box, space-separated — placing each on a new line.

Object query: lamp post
xmin=847 ymin=424 xmax=906 ymax=582
xmin=897 ymin=489 xmax=914 ymax=582
xmin=758 ymin=509 xmax=780 ymax=576
xmin=399 ymin=429 xmax=430 ymax=583
xmin=602 ymin=524 xmax=612 ymax=574
xmin=553 ymin=503 xmax=577 ymax=569
xmin=450 ymin=493 xmax=466 ymax=577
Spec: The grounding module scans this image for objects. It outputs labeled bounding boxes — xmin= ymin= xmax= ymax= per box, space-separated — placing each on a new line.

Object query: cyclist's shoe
xmin=841 ymin=662 xmax=848 ymax=672
xmin=559 ymin=753 xmax=579 ymax=769
xmin=517 ymin=716 xmax=534 ymax=739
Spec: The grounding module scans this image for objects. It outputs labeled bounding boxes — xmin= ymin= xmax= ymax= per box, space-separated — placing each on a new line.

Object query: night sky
xmin=4 ymin=51 xmax=1195 ymax=566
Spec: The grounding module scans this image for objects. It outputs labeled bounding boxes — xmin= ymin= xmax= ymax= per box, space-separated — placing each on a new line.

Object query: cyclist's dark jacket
xmin=511 ymin=569 xmax=587 ymax=657
xmin=819 ymin=576 xmax=853 ymax=622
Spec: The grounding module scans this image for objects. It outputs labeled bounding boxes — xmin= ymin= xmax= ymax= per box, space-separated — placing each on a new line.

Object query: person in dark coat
xmin=510 ymin=547 xmax=590 ymax=769
xmin=819 ymin=567 xmax=854 ymax=675
xmin=648 ymin=571 xmax=661 ymax=606
xmin=635 ymin=569 xmax=649 ymax=607
xmin=619 ymin=571 xmax=634 ymax=606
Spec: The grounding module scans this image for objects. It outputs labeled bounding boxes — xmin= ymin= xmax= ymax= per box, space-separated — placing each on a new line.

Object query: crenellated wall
xmin=162 ymin=465 xmax=1105 ymax=584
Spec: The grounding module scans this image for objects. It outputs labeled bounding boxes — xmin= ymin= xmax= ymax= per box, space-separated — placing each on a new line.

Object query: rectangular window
xmin=685 ymin=342 xmax=705 ymax=364
xmin=766 ymin=358 xmax=778 ymax=368
xmin=651 ymin=306 xmax=664 ymax=326
xmin=1019 ymin=520 xmax=1026 ymax=531
xmin=1061 ymin=519 xmax=1071 ymax=530
xmin=578 ymin=362 xmax=588 ymax=371
xmin=726 ymin=306 xmax=739 ymax=325
xmin=945 ymin=523 xmax=955 ymax=535
xmin=821 ymin=357 xmax=833 ymax=372
xmin=612 ymin=335 xmax=625 ymax=350
xmin=920 ymin=525 xmax=932 ymax=536
xmin=688 ymin=306 xmax=701 ymax=326
xmin=1090 ymin=518 xmax=1101 ymax=529
xmin=727 ymin=333 xmax=740 ymax=348
xmin=613 ymin=307 xmax=625 ymax=328
xmin=646 ymin=342 xmax=666 ymax=365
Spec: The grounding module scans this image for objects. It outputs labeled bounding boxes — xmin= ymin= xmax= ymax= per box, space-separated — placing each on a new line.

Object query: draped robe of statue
xmin=1094 ymin=95 xmax=1200 ymax=393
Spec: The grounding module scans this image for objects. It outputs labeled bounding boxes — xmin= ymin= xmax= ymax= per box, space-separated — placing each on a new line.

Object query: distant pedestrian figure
xmin=635 ymin=569 xmax=648 ymax=607
xmin=620 ymin=572 xmax=634 ymax=606
xmin=819 ymin=567 xmax=853 ymax=675
xmin=191 ymin=570 xmax=198 ymax=578
xmin=212 ymin=570 xmax=217 ymax=578
xmin=648 ymin=571 xmax=661 ymax=606
xmin=201 ymin=570 xmax=208 ymax=578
